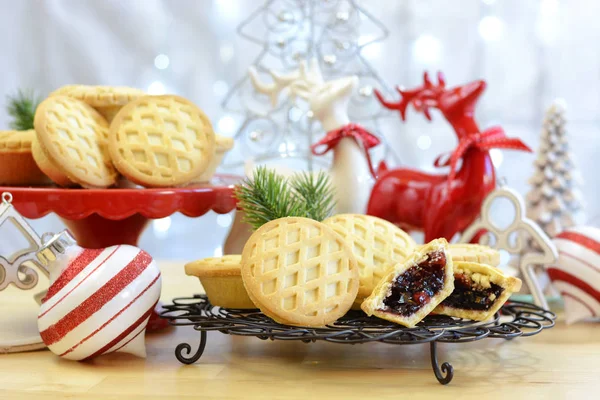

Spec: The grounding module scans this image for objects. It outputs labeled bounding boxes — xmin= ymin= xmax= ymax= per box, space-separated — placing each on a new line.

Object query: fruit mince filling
xmin=380 ymin=249 xmax=446 ymax=317
xmin=442 ymin=273 xmax=504 ymax=311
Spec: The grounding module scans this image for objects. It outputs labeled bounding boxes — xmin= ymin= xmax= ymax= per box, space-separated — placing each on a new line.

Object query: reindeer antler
xmin=248 ymin=67 xmax=300 ymax=106
xmin=248 ymin=59 xmax=324 ymax=106
xmin=374 ymin=71 xmax=446 ymax=121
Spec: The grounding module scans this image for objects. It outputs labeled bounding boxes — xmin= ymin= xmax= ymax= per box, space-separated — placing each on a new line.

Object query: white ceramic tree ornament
xmin=37 ymin=231 xmax=162 ymax=360
xmin=526 ymin=101 xmax=585 ymax=246
xmin=249 ymin=58 xmax=380 ymax=214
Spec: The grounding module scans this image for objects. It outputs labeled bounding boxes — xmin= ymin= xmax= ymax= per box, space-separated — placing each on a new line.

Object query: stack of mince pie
xmin=2 ymin=85 xmax=234 ymax=188
xmin=186 ymin=213 xmax=521 ymax=328
xmin=362 ymin=240 xmax=522 ymax=327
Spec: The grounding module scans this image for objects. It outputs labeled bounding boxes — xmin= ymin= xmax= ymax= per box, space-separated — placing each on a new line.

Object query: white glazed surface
xmin=551 ymin=226 xmax=600 ymax=324
xmin=312 ymin=76 xmax=374 ymax=214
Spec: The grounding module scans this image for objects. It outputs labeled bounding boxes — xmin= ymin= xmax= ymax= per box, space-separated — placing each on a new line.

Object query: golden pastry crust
xmin=215 ymin=135 xmax=234 ymax=152
xmin=31 ymin=137 xmax=75 ymax=187
xmin=34 ymin=96 xmax=117 ymax=188
xmin=351 ymin=296 xmax=367 ymax=311
xmin=361 ymin=238 xmax=454 ymax=328
xmin=241 ymin=217 xmax=359 ymax=327
xmin=49 ymin=85 xmax=145 ymax=107
xmin=199 ymin=276 xmax=257 ymax=309
xmin=0 ymin=129 xmax=34 ymax=152
xmin=185 ymin=255 xmax=257 ymax=309
xmin=95 ymin=105 xmax=123 ymax=123
xmin=0 ymin=130 xmax=50 ymax=186
xmin=109 ymin=95 xmax=216 ymax=188
xmin=192 ymin=135 xmax=235 ymax=183
xmin=448 ymin=244 xmax=501 ymax=266
xmin=434 ymin=261 xmax=522 ymax=321
xmin=323 ymin=214 xmax=416 ymax=298
xmin=185 ymin=255 xmax=242 ymax=277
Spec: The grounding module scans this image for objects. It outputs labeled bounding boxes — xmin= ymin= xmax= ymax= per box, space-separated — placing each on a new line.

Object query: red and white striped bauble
xmin=38 ymin=244 xmax=161 ymax=360
xmin=549 ymin=226 xmax=600 ymax=324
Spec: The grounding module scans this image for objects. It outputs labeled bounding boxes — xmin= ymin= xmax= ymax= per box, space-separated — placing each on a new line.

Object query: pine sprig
xmin=290 ymin=170 xmax=336 ymax=222
xmin=7 ymin=90 xmax=40 ymax=131
xmin=235 ymin=166 xmax=305 ymax=230
xmin=235 ymin=166 xmax=337 ymax=230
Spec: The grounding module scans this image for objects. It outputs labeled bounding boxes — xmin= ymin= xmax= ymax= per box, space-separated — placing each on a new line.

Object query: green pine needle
xmin=7 ymin=89 xmax=40 ymax=131
xmin=235 ymin=166 xmax=337 ymax=230
xmin=290 ymin=170 xmax=336 ymax=222
xmin=235 ymin=166 xmax=305 ymax=230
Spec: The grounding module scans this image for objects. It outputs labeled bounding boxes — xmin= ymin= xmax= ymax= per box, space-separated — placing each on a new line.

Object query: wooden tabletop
xmin=1 ymin=261 xmax=599 ymax=399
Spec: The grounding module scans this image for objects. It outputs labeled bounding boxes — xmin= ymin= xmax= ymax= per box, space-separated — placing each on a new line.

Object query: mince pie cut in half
xmin=361 ymin=238 xmax=454 ymax=328
xmin=434 ymin=261 xmax=522 ymax=321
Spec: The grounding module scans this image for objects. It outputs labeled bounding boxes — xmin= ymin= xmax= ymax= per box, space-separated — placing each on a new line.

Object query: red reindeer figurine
xmin=368 ymin=72 xmax=532 ymax=242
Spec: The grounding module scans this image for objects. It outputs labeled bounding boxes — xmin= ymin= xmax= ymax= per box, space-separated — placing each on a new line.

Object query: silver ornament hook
xmin=36 ymin=230 xmax=77 ymax=266
xmin=1 ymin=192 xmax=13 ymax=204
xmin=41 ymin=232 xmax=55 ymax=245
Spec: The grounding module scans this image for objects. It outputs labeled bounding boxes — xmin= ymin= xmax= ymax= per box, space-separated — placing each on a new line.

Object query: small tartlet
xmin=0 ymin=129 xmax=50 ymax=186
xmin=185 ymin=255 xmax=257 ymax=309
xmin=194 ymin=135 xmax=234 ymax=183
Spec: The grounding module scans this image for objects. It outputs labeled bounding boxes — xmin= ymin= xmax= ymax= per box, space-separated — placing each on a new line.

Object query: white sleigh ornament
xmin=37 ymin=231 xmax=161 ymax=360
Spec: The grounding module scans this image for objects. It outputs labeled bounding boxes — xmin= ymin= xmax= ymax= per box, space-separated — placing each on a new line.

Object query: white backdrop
xmin=0 ymin=0 xmax=598 ymax=260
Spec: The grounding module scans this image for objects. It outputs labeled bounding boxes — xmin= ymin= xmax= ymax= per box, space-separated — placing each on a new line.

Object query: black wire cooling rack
xmin=160 ymin=295 xmax=555 ymax=385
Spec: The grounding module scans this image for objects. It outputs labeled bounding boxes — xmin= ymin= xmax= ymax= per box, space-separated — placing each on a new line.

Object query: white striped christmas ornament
xmin=549 ymin=226 xmax=600 ymax=324
xmin=37 ymin=231 xmax=162 ymax=360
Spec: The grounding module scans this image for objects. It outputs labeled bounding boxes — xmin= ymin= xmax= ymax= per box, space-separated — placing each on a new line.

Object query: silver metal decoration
xmin=0 ymin=192 xmax=50 ymax=353
xmin=220 ymin=0 xmax=399 ymax=171
xmin=0 ymin=192 xmax=48 ymax=291
xmin=460 ymin=184 xmax=558 ymax=310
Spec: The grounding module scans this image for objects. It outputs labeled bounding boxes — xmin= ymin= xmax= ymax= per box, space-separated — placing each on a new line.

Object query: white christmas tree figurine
xmin=526 ymin=100 xmax=585 ymax=240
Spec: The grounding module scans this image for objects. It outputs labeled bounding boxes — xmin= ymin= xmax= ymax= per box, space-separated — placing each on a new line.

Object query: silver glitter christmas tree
xmin=220 ymin=0 xmax=399 ymax=172
xmin=526 ymin=100 xmax=585 ymax=240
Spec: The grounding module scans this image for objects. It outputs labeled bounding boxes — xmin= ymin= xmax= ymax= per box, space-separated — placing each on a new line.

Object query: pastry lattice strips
xmin=50 ymin=85 xmax=145 ymax=107
xmin=448 ymin=244 xmax=501 ymax=266
xmin=434 ymin=261 xmax=522 ymax=321
xmin=185 ymin=255 xmax=243 ymax=277
xmin=323 ymin=214 xmax=416 ymax=298
xmin=361 ymin=238 xmax=454 ymax=328
xmin=109 ymin=95 xmax=215 ymax=187
xmin=50 ymin=85 xmax=146 ymax=124
xmin=241 ymin=217 xmax=359 ymax=327
xmin=33 ymin=96 xmax=117 ymax=188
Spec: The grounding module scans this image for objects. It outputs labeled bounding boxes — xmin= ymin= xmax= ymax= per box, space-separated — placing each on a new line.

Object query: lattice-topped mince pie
xmin=241 ymin=217 xmax=359 ymax=327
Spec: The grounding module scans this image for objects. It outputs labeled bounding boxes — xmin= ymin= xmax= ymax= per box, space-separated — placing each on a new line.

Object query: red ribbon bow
xmin=311 ymin=123 xmax=381 ymax=178
xmin=433 ymin=126 xmax=532 ymax=183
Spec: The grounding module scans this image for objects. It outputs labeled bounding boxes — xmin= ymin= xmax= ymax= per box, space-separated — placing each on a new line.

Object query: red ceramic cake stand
xmin=0 ymin=173 xmax=241 ymax=330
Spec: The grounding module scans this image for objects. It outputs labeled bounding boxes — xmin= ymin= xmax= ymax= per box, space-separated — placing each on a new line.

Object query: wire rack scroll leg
xmin=175 ymin=331 xmax=207 ymax=365
xmin=430 ymin=341 xmax=454 ymax=385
